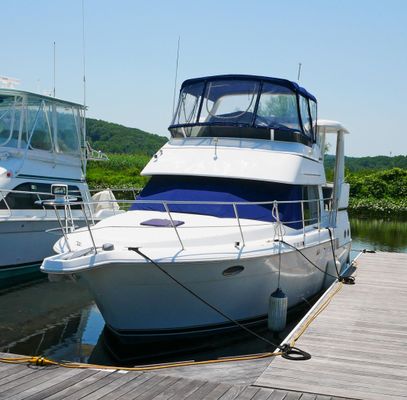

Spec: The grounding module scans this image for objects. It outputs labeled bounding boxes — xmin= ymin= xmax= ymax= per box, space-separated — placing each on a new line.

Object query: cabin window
xmin=0 ymin=183 xmax=83 ymax=210
xmin=256 ymin=83 xmax=301 ymax=131
xmin=299 ymin=96 xmax=312 ymax=139
xmin=302 ymin=185 xmax=320 ymax=226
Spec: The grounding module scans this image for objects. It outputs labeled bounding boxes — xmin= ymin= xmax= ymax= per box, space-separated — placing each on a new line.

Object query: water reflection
xmin=351 ymin=218 xmax=407 ymax=253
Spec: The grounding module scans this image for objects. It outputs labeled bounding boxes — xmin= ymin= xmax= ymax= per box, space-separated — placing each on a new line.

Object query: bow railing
xmin=33 ymin=195 xmax=333 ymax=254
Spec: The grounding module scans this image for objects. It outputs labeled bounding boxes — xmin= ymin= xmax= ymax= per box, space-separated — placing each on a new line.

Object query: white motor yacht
xmin=41 ymin=75 xmax=352 ymax=341
xmin=0 ymin=89 xmax=119 ymax=286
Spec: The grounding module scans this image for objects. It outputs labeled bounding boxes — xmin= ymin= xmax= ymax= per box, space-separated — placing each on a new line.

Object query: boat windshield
xmin=0 ymin=92 xmax=84 ymax=157
xmin=169 ymin=77 xmax=316 ymax=145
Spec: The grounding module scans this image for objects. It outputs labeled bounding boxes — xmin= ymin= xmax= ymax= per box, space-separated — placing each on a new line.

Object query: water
xmin=351 ymin=218 xmax=407 ymax=253
xmin=1 ymin=217 xmax=406 ymax=366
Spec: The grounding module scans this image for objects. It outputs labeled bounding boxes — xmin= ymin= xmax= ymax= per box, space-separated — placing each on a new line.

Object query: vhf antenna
xmin=53 ymin=41 xmax=56 ymax=97
xmin=297 ymin=62 xmax=302 ymax=82
xmin=81 ymin=0 xmax=87 ymax=176
xmin=82 ymin=0 xmax=87 ymax=108
xmin=172 ymin=36 xmax=181 ymax=116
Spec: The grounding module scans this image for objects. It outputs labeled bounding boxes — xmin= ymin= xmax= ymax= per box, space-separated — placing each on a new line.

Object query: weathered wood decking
xmin=255 ymin=251 xmax=407 ymax=400
xmin=0 ymin=251 xmax=406 ymax=399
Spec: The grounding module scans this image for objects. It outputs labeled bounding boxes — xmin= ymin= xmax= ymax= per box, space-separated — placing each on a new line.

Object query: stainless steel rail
xmin=37 ymin=196 xmax=333 ymax=254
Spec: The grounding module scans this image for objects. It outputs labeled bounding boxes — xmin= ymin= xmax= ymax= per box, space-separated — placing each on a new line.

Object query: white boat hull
xmin=73 ymin=241 xmax=351 ymax=339
xmin=0 ymin=220 xmax=62 ymax=268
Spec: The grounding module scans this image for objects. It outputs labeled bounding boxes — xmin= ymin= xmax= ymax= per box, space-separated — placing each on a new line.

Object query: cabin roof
xmin=180 ymin=74 xmax=317 ymax=102
xmin=0 ymin=88 xmax=85 ymax=108
xmin=317 ymin=119 xmax=349 ymax=134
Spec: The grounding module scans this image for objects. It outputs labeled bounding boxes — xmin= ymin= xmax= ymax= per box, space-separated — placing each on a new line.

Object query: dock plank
xmin=151 ymin=378 xmax=206 ymax=400
xmin=134 ymin=376 xmax=181 ymax=400
xmin=97 ymin=372 xmax=157 ymax=400
xmin=4 ymin=367 xmax=85 ymax=400
xmin=184 ymin=381 xmax=220 ymax=399
xmin=20 ymin=369 xmax=99 ymax=400
xmin=60 ymin=370 xmax=128 ymax=400
xmin=233 ymin=386 xmax=259 ymax=400
xmin=0 ymin=365 xmax=60 ymax=394
xmin=44 ymin=370 xmax=115 ymax=400
xmin=78 ymin=371 xmax=141 ymax=400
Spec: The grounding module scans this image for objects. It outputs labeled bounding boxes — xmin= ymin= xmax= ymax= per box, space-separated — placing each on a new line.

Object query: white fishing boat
xmin=41 ymin=75 xmax=351 ymax=341
xmin=0 ymin=89 xmax=120 ymax=286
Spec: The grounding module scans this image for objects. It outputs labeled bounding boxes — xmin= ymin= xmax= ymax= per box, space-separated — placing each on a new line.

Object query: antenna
xmin=172 ymin=36 xmax=181 ymax=116
xmin=81 ymin=0 xmax=88 ymax=177
xmin=297 ymin=62 xmax=302 ymax=82
xmin=82 ymin=0 xmax=87 ymax=108
xmin=53 ymin=41 xmax=56 ymax=97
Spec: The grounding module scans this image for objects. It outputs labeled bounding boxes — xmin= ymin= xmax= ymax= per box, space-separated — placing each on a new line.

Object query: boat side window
xmin=26 ymin=102 xmax=53 ymax=151
xmin=309 ymin=99 xmax=317 ymax=139
xmin=255 ymin=83 xmax=301 ymax=131
xmin=302 ymin=185 xmax=319 ymax=226
xmin=0 ymin=95 xmax=22 ymax=148
xmin=0 ymin=183 xmax=83 ymax=210
xmin=56 ymin=106 xmax=81 ymax=155
xmin=299 ymin=96 xmax=313 ymax=140
xmin=171 ymin=82 xmax=204 ymax=137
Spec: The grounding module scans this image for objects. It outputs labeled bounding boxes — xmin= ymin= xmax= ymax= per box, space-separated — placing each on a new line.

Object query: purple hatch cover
xmin=140 ymin=218 xmax=185 ymax=227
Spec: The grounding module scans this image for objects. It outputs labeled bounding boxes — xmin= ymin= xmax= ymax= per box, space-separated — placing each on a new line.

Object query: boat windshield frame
xmin=169 ymin=75 xmax=317 ymax=146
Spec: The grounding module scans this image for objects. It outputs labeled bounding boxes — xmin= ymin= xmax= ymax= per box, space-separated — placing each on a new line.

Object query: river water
xmin=0 ymin=218 xmax=406 ymax=366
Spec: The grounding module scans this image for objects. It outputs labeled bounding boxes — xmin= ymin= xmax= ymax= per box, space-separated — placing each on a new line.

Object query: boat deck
xmin=1 ymin=251 xmax=406 ymax=399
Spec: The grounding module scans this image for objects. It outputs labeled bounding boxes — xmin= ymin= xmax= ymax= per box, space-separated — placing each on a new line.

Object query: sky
xmin=1 ymin=0 xmax=406 ymax=157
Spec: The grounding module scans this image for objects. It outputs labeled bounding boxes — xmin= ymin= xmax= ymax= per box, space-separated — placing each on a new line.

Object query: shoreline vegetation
xmin=85 ymin=119 xmax=407 ymax=219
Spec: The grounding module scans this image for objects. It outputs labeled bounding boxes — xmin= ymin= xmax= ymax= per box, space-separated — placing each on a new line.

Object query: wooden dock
xmin=0 ymin=251 xmax=406 ymax=399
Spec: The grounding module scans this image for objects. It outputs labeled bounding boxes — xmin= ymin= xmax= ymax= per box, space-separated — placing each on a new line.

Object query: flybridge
xmin=0 ymin=89 xmax=85 ymax=159
xmin=169 ymin=74 xmax=317 ymax=146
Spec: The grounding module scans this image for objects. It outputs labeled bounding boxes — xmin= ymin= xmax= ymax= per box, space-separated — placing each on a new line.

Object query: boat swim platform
xmin=0 ymin=251 xmax=406 ymax=400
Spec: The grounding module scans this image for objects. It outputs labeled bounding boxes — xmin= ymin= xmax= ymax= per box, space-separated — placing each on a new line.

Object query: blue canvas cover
xmin=130 ymin=176 xmax=303 ymax=229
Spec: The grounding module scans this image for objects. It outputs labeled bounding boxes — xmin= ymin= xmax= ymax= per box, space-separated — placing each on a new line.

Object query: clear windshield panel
xmin=299 ymin=95 xmax=312 ymax=138
xmin=0 ymin=95 xmax=23 ymax=148
xmin=172 ymin=82 xmax=204 ymax=126
xmin=56 ymin=106 xmax=81 ymax=155
xmin=255 ymin=84 xmax=301 ymax=131
xmin=200 ymin=80 xmax=259 ymax=125
xmin=26 ymin=101 xmax=53 ymax=151
xmin=309 ymin=99 xmax=317 ymax=131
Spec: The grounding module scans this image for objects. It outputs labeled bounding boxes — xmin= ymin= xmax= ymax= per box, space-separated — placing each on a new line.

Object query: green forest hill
xmin=86 ymin=118 xmax=407 ymax=217
xmin=86 ymin=118 xmax=167 ymax=156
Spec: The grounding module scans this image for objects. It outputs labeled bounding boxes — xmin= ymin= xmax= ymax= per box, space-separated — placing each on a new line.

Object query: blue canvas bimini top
xmin=180 ymin=74 xmax=317 ymax=102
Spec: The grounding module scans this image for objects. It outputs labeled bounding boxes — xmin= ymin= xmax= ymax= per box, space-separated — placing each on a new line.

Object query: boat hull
xmin=74 ymin=241 xmax=351 ymax=341
xmin=0 ymin=219 xmax=87 ymax=287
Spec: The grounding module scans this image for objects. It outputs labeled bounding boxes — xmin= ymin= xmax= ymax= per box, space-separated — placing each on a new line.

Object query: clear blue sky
xmin=2 ymin=0 xmax=406 ymax=157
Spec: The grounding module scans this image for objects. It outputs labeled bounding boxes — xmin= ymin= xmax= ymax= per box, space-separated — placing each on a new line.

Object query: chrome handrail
xmin=39 ymin=195 xmax=333 ymax=254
